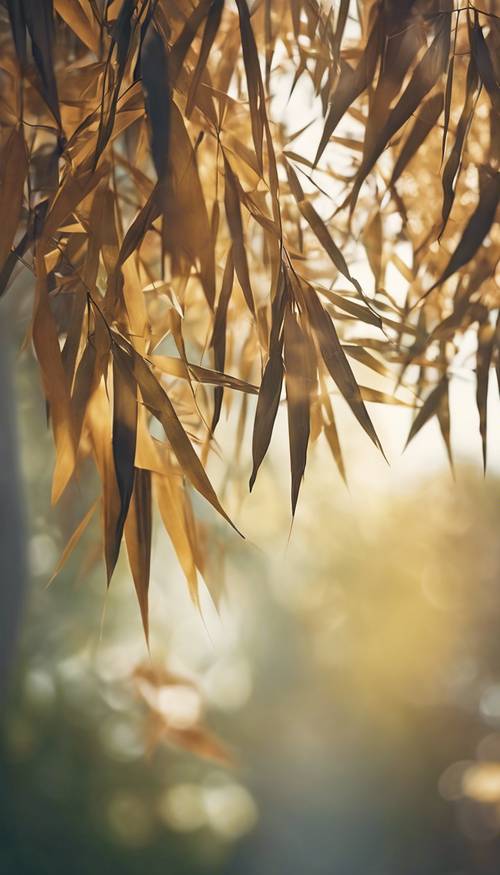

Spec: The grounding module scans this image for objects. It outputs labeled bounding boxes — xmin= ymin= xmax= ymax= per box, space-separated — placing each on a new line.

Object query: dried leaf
xmin=125 ymin=467 xmax=152 ymax=642
xmin=284 ymin=305 xmax=315 ymax=514
xmin=0 ymin=127 xmax=27 ymax=271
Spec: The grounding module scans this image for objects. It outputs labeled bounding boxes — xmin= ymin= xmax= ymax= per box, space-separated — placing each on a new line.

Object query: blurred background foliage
xmin=3 ymin=310 xmax=500 ymax=874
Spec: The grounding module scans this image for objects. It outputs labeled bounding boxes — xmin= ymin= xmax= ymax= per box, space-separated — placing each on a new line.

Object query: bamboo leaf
xmin=116 ymin=338 xmax=240 ymax=534
xmin=186 ymin=0 xmax=224 ymax=118
xmin=0 ymin=127 xmax=27 ymax=272
xmin=425 ymin=169 xmax=500 ymax=295
xmin=223 ymin=156 xmax=254 ymax=315
xmin=110 ymin=345 xmax=138 ymax=583
xmin=305 ymin=289 xmax=383 ymax=454
xmin=249 ymin=341 xmax=284 ymax=492
xmin=406 ymin=377 xmax=449 ymax=447
xmin=284 ymin=305 xmax=315 ymax=514
xmin=476 ymin=320 xmax=495 ymax=471
xmin=125 ymin=467 xmax=152 ymax=643
xmin=141 ymin=21 xmax=171 ymax=189
xmin=210 ymin=248 xmax=234 ymax=431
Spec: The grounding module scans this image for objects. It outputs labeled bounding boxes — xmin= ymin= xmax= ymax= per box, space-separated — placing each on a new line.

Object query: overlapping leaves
xmin=0 ymin=0 xmax=498 ymax=639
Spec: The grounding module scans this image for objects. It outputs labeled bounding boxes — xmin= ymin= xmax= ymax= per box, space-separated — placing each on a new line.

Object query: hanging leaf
xmin=210 ymin=248 xmax=235 ymax=431
xmin=141 ymin=21 xmax=170 ymax=189
xmin=110 ymin=345 xmax=138 ymax=582
xmin=406 ymin=376 xmax=450 ymax=448
xmin=223 ymin=155 xmax=254 ymax=315
xmin=0 ymin=127 xmax=27 ymax=272
xmin=470 ymin=12 xmax=500 ymax=114
xmin=125 ymin=467 xmax=153 ymax=642
xmin=284 ymin=304 xmax=315 ymax=515
xmin=305 ymin=289 xmax=383 ymax=454
xmin=476 ymin=320 xmax=495 ymax=472
xmin=249 ymin=339 xmax=284 ymax=492
xmin=186 ymin=0 xmax=224 ymax=118
xmin=440 ymin=55 xmax=480 ymax=234
xmin=425 ymin=168 xmax=500 ymax=296
xmin=389 ymin=92 xmax=444 ymax=189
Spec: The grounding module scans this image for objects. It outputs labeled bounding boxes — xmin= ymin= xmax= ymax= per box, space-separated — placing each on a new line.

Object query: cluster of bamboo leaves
xmin=0 ymin=0 xmax=498 ymax=638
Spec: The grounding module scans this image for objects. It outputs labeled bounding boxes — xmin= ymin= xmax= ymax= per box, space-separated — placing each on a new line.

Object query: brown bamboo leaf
xmin=348 ymin=14 xmax=452 ymax=211
xmin=332 ymin=0 xmax=350 ymax=72
xmin=165 ymin=104 xmax=215 ymax=308
xmin=362 ymin=210 xmax=383 ymax=289
xmin=0 ymin=127 xmax=27 ymax=272
xmin=249 ymin=341 xmax=284 ymax=492
xmin=125 ymin=467 xmax=152 ymax=643
xmin=33 ymin=254 xmax=76 ymax=503
xmin=471 ymin=11 xmax=500 ymax=114
xmin=476 ymin=320 xmax=495 ymax=471
xmin=23 ymin=0 xmax=62 ymax=129
xmin=169 ymin=0 xmax=213 ymax=84
xmin=93 ymin=0 xmax=134 ymax=167
xmin=49 ymin=500 xmax=98 ymax=584
xmin=405 ymin=376 xmax=449 ymax=447
xmin=436 ymin=369 xmax=453 ymax=472
xmin=425 ymin=168 xmax=500 ymax=296
xmin=284 ymin=305 xmax=315 ymax=514
xmin=42 ymin=158 xmax=109 ymax=245
xmin=141 ymin=21 xmax=170 ymax=189
xmin=359 ymin=387 xmax=414 ymax=408
xmin=117 ymin=338 xmax=240 ymax=534
xmin=286 ymin=162 xmax=380 ymax=319
xmin=305 ymin=289 xmax=383 ymax=454
xmin=185 ymin=0 xmax=224 ymax=118
xmin=223 ymin=155 xmax=254 ymax=315
xmin=441 ymin=56 xmax=480 ymax=233
xmin=110 ymin=346 xmax=138 ymax=583
xmin=315 ymin=13 xmax=383 ymax=163
xmin=119 ymin=185 xmax=160 ymax=267
xmin=342 ymin=345 xmax=390 ymax=378
xmin=151 ymin=354 xmax=258 ymax=395
xmin=155 ymin=472 xmax=199 ymax=605
xmin=441 ymin=7 xmax=460 ymax=163
xmin=6 ymin=0 xmax=27 ymax=71
xmin=54 ymin=0 xmax=100 ymax=53
xmin=389 ymin=92 xmax=444 ymax=189
xmin=363 ymin=5 xmax=423 ymax=154
xmin=210 ymin=248 xmax=234 ymax=431
xmin=235 ymin=0 xmax=264 ymax=173
xmin=319 ymin=289 xmax=381 ymax=328
xmin=71 ymin=340 xmax=99 ymax=449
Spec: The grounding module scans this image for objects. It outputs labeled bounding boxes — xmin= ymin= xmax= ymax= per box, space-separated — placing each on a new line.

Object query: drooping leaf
xmin=210 ymin=248 xmax=234 ymax=431
xmin=110 ymin=345 xmax=138 ymax=582
xmin=284 ymin=304 xmax=315 ymax=514
xmin=125 ymin=467 xmax=153 ymax=642
xmin=389 ymin=92 xmax=444 ymax=189
xmin=186 ymin=0 xmax=224 ymax=118
xmin=348 ymin=12 xmax=452 ymax=211
xmin=141 ymin=21 xmax=171 ymax=189
xmin=305 ymin=288 xmax=383 ymax=454
xmin=223 ymin=155 xmax=255 ymax=315
xmin=425 ymin=168 xmax=500 ymax=296
xmin=470 ymin=12 xmax=500 ymax=114
xmin=0 ymin=127 xmax=27 ymax=272
xmin=249 ymin=339 xmax=284 ymax=492
xmin=476 ymin=320 xmax=495 ymax=471
xmin=315 ymin=11 xmax=384 ymax=163
xmin=406 ymin=376 xmax=449 ymax=448
xmin=440 ymin=55 xmax=480 ymax=234
xmin=116 ymin=337 xmax=240 ymax=534
xmin=23 ymin=0 xmax=62 ymax=130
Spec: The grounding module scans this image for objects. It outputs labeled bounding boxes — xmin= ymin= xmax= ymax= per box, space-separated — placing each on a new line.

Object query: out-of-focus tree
xmin=0 ymin=0 xmax=498 ymax=641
